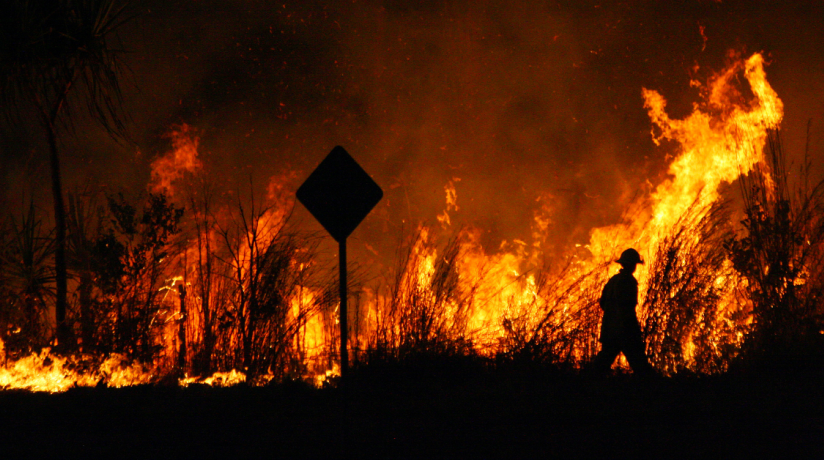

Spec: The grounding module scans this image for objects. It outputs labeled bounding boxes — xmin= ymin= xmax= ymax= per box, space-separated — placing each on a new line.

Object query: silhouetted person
xmin=592 ymin=248 xmax=654 ymax=375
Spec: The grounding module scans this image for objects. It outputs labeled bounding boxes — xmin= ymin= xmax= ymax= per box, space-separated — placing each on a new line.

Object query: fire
xmin=644 ymin=53 xmax=782 ymax=233
xmin=179 ymin=369 xmax=248 ymax=387
xmin=0 ymin=52 xmax=787 ymax=391
xmin=356 ymin=51 xmax=783 ymax=371
xmin=150 ymin=124 xmax=203 ymax=197
xmin=587 ymin=53 xmax=782 ymax=266
xmin=0 ymin=342 xmax=156 ymax=393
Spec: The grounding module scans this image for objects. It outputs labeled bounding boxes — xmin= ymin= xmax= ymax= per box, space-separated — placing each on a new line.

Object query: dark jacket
xmin=598 ymin=269 xmax=642 ymax=343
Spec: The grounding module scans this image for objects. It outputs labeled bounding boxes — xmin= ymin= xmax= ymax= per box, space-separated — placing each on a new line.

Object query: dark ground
xmin=1 ymin=361 xmax=823 ymax=459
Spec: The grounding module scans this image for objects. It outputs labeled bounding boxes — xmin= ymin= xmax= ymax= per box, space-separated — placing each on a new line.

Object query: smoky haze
xmin=2 ymin=0 xmax=824 ymax=271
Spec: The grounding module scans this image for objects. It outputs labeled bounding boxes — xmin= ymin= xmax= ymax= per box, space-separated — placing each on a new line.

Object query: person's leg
xmin=591 ymin=341 xmax=622 ymax=375
xmin=623 ymin=336 xmax=653 ymax=375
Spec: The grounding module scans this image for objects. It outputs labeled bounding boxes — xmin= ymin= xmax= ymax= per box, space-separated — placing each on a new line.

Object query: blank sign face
xmin=296 ymin=146 xmax=383 ymax=242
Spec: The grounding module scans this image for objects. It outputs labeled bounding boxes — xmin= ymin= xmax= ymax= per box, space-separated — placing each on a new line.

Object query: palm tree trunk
xmin=35 ymin=76 xmax=75 ymax=351
xmin=46 ymin=120 xmax=70 ymax=349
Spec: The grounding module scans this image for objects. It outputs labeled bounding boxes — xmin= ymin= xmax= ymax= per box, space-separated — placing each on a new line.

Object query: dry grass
xmin=642 ymin=200 xmax=740 ymax=375
xmin=727 ymin=129 xmax=824 ymax=364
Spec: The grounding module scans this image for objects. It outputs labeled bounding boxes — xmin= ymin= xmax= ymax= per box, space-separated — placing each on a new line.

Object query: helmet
xmin=616 ymin=248 xmax=644 ymax=265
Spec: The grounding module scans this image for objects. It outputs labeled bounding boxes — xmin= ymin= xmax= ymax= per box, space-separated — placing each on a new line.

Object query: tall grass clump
xmin=366 ymin=230 xmax=477 ymax=365
xmin=175 ymin=183 xmax=326 ymax=382
xmin=726 ymin=129 xmax=824 ymax=366
xmin=642 ymin=200 xmax=743 ymax=375
xmin=497 ymin=259 xmax=605 ymax=368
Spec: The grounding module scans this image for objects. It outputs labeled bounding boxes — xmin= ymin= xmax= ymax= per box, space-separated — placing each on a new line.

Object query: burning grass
xmin=642 ymin=200 xmax=743 ymax=375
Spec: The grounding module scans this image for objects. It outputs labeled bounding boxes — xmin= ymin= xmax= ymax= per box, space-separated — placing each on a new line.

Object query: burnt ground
xmin=1 ymin=362 xmax=823 ymax=459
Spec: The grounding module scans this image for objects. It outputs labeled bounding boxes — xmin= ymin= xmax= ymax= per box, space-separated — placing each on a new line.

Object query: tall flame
xmin=588 ymin=53 xmax=783 ymax=265
xmin=645 ymin=53 xmax=782 ymax=235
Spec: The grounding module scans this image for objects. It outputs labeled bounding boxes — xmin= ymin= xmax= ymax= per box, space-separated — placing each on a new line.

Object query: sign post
xmin=296 ymin=146 xmax=382 ymax=377
xmin=338 ymin=240 xmax=347 ymax=377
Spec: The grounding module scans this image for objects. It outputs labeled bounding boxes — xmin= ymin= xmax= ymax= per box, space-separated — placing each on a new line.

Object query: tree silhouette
xmin=0 ymin=0 xmax=132 ymax=348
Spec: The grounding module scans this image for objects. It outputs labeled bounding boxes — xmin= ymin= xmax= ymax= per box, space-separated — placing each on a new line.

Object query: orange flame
xmin=150 ymin=124 xmax=203 ymax=197
xmin=0 ymin=343 xmax=156 ymax=393
xmin=587 ymin=53 xmax=782 ymax=273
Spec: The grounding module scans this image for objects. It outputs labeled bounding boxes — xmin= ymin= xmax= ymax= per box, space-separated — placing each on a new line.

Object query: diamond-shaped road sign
xmin=297 ymin=146 xmax=382 ymax=378
xmin=296 ymin=146 xmax=383 ymax=242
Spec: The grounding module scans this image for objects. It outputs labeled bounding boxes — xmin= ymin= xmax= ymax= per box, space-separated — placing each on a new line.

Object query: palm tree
xmin=0 ymin=0 xmax=132 ymax=348
xmin=3 ymin=201 xmax=57 ymax=353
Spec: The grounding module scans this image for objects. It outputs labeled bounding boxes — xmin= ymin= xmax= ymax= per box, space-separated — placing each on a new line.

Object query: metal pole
xmin=339 ymin=239 xmax=348 ymax=378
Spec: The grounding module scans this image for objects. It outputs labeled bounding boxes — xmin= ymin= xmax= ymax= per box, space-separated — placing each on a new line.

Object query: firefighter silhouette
xmin=592 ymin=248 xmax=654 ymax=375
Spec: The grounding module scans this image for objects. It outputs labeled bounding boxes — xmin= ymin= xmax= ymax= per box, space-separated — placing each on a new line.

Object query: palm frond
xmin=0 ymin=0 xmax=133 ymax=139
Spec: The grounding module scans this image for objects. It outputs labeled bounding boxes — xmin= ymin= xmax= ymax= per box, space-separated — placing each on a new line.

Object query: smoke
xmin=3 ymin=0 xmax=824 ymax=270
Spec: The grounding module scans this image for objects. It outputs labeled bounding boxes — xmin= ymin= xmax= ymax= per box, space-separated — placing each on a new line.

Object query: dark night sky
xmin=2 ymin=0 xmax=824 ymax=269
